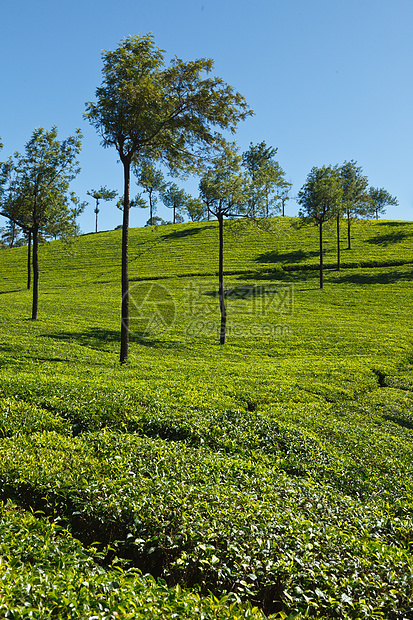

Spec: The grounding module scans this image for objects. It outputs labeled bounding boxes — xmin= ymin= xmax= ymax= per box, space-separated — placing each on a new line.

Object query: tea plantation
xmin=0 ymin=217 xmax=412 ymax=619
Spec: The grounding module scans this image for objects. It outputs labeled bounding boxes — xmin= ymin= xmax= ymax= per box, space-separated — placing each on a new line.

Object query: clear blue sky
xmin=1 ymin=0 xmax=412 ymax=233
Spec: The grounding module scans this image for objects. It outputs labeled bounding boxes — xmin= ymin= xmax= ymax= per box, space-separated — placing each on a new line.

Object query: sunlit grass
xmin=0 ymin=216 xmax=412 ymax=618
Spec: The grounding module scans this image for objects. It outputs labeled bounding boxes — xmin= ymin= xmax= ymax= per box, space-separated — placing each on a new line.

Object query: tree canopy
xmin=368 ymin=186 xmax=398 ymax=219
xmin=298 ymin=165 xmax=342 ymax=289
xmin=85 ymin=33 xmax=253 ymax=363
xmin=0 ymin=126 xmax=83 ymax=318
xmin=87 ymin=186 xmax=117 ymax=233
xmin=242 ymin=141 xmax=291 ymax=217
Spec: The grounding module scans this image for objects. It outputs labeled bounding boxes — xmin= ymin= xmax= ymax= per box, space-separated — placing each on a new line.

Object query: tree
xmin=134 ymin=162 xmax=166 ymax=223
xmin=242 ymin=141 xmax=291 ymax=218
xmin=0 ymin=126 xmax=83 ymax=318
xmin=87 ymin=186 xmax=117 ymax=233
xmin=85 ymin=33 xmax=252 ymax=363
xmin=186 ymin=196 xmax=206 ymax=221
xmin=0 ymin=220 xmax=25 ymax=248
xmin=298 ymin=165 xmax=342 ymax=289
xmin=368 ymin=186 xmax=398 ymax=219
xmin=339 ymin=161 xmax=370 ymax=250
xmin=145 ymin=215 xmax=167 ymax=226
xmin=161 ymin=183 xmax=188 ymax=224
xmin=199 ymin=143 xmax=246 ymax=344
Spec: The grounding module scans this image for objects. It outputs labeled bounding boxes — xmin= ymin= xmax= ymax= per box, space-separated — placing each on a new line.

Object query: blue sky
xmin=1 ymin=0 xmax=412 ymax=233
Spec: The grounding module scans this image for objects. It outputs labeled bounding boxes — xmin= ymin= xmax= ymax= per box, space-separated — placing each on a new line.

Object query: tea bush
xmin=0 ymin=217 xmax=412 ymax=617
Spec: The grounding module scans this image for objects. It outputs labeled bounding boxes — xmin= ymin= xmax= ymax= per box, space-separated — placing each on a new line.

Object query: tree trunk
xmin=347 ymin=209 xmax=351 ymax=250
xmin=31 ymin=225 xmax=39 ymax=320
xmin=120 ymin=160 xmax=131 ymax=364
xmin=27 ymin=230 xmax=32 ymax=290
xmin=218 ymin=213 xmax=226 ymax=344
xmin=336 ymin=214 xmax=341 ymax=271
xmin=95 ymin=203 xmax=99 ymax=233
xmin=319 ymin=221 xmax=324 ymax=290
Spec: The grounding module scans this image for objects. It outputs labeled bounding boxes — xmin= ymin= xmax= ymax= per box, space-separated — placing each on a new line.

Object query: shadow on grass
xmin=377 ymin=221 xmax=412 ymax=226
xmin=384 ymin=414 xmax=413 ymax=431
xmin=203 ymin=283 xmax=294 ymax=300
xmin=42 ymin=327 xmax=160 ymax=349
xmin=161 ymin=225 xmax=209 ymax=241
xmin=240 ymin=268 xmax=319 ymax=283
xmin=330 ymin=268 xmax=413 ymax=285
xmin=255 ymin=249 xmax=319 ymax=264
xmin=0 ymin=289 xmax=22 ymax=295
xmin=365 ymin=231 xmax=412 ymax=246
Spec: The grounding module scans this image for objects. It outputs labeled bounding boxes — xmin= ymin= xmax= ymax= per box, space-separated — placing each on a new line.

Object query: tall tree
xmin=368 ymin=186 xmax=398 ymax=219
xmin=87 ymin=186 xmax=117 ymax=233
xmin=199 ymin=143 xmax=246 ymax=344
xmin=298 ymin=165 xmax=342 ymax=289
xmin=134 ymin=162 xmax=166 ymax=223
xmin=85 ymin=33 xmax=252 ymax=363
xmin=242 ymin=141 xmax=291 ymax=218
xmin=0 ymin=127 xmax=83 ymax=318
xmin=339 ymin=161 xmax=370 ymax=249
xmin=161 ymin=183 xmax=188 ymax=224
xmin=186 ymin=196 xmax=206 ymax=221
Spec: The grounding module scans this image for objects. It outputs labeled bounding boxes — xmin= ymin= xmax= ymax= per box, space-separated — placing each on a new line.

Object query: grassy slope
xmin=0 ymin=217 xmax=412 ymax=619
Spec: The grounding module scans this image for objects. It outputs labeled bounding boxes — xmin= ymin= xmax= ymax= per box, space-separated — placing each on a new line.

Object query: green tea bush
xmin=0 ymin=218 xmax=412 ymax=617
xmin=0 ymin=500 xmax=265 ymax=619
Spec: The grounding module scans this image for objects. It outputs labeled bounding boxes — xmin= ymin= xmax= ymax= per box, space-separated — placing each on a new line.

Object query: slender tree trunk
xmin=27 ymin=230 xmax=32 ymax=290
xmin=319 ymin=220 xmax=324 ymax=290
xmin=95 ymin=202 xmax=99 ymax=233
xmin=336 ymin=214 xmax=341 ymax=271
xmin=9 ymin=222 xmax=16 ymax=248
xmin=347 ymin=209 xmax=351 ymax=250
xmin=218 ymin=213 xmax=226 ymax=344
xmin=31 ymin=225 xmax=39 ymax=320
xmin=173 ymin=204 xmax=176 ymax=224
xmin=120 ymin=159 xmax=131 ymax=364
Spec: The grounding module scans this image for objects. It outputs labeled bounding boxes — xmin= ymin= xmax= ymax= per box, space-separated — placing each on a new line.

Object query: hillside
xmin=0 ymin=217 xmax=413 ymax=618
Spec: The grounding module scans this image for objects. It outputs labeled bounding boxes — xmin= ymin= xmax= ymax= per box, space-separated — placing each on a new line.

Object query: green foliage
xmin=369 ymin=186 xmax=399 ymax=219
xmin=339 ymin=160 xmax=370 ymax=218
xmin=298 ymin=165 xmax=342 ymax=224
xmin=0 ymin=217 xmax=412 ymax=617
xmin=242 ymin=141 xmax=291 ymax=217
xmin=87 ymin=186 xmax=117 ymax=233
xmin=0 ymin=500 xmax=263 ymax=618
xmin=0 ymin=126 xmax=83 ymax=237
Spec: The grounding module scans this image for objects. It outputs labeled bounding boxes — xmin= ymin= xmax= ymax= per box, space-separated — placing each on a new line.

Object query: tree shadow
xmin=42 ymin=327 xmax=160 ymax=349
xmin=330 ymin=268 xmax=413 ymax=285
xmin=203 ymin=283 xmax=293 ymax=300
xmin=240 ymin=268 xmax=318 ymax=283
xmin=0 ymin=289 xmax=22 ymax=295
xmin=161 ymin=225 xmax=209 ymax=241
xmin=255 ymin=249 xmax=319 ymax=264
xmin=383 ymin=414 xmax=413 ymax=431
xmin=365 ymin=231 xmax=412 ymax=246
xmin=377 ymin=221 xmax=412 ymax=226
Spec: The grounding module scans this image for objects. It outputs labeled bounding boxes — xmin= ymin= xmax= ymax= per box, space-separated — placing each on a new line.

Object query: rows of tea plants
xmin=0 ymin=217 xmax=412 ymax=617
